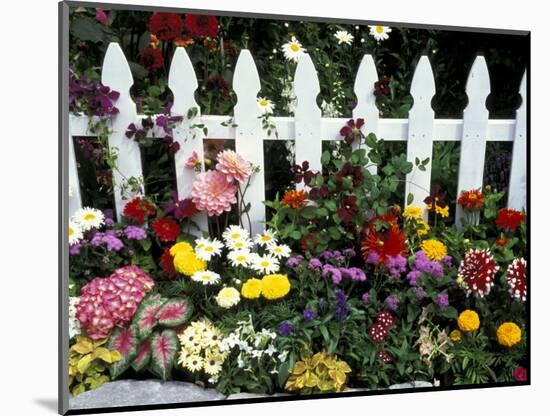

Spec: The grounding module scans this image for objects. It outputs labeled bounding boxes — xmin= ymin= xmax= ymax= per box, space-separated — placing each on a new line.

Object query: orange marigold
xmin=281 ymin=189 xmax=307 ymax=209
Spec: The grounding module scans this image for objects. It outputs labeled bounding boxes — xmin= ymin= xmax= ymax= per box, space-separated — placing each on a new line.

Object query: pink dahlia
xmin=191 ymin=170 xmax=237 ymax=216
xmin=507 ymin=258 xmax=527 ymax=302
xmin=215 ymin=150 xmax=252 ymax=184
xmin=458 ymin=249 xmax=499 ymax=298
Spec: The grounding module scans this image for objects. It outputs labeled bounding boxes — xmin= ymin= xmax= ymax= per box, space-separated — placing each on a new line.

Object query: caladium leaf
xmin=133 ymin=296 xmax=166 ymax=340
xmin=107 ymin=325 xmax=139 ymax=379
xmin=132 ymin=339 xmax=152 ymax=372
xmin=149 ymin=329 xmax=179 ymax=381
xmin=155 ymin=298 xmax=193 ymax=327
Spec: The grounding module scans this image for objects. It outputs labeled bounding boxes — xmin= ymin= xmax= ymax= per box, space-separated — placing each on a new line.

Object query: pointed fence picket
xmin=68 ymin=43 xmax=528 ymax=235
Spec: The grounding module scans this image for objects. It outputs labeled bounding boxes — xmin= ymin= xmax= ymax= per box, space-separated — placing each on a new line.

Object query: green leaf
xmin=325 ymin=200 xmax=337 ymax=212
xmin=321 ymin=150 xmax=331 ymax=165
xmin=407 ymin=193 xmax=414 ymax=206
xmin=300 ymin=206 xmax=318 ymax=220
xmin=70 ymin=17 xmax=104 ymax=43
xmin=289 ymin=230 xmax=302 ymax=240
xmin=278 ymin=361 xmax=290 ymax=388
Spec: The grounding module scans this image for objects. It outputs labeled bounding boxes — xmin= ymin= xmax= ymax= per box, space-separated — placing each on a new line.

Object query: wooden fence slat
xmin=101 ymin=42 xmax=142 ymax=221
xmin=294 ymin=54 xmax=322 ymax=177
xmin=507 ymin=70 xmax=527 ymax=211
xmin=405 ymin=56 xmax=436 ymax=215
xmin=353 ymin=54 xmax=379 ymax=174
xmin=68 ymin=116 xmax=82 ymax=217
xmin=233 ymin=50 xmax=266 ymax=236
xmin=168 ymin=47 xmax=208 ymax=235
xmin=455 ymin=56 xmax=491 ymax=227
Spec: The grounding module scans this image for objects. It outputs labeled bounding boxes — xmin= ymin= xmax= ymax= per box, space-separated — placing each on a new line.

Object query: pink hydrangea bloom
xmin=191 ymin=170 xmax=237 ymax=216
xmin=215 ymin=150 xmax=252 ymax=184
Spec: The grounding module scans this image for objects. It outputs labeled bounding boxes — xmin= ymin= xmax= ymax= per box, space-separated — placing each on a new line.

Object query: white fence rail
xmin=68 ymin=42 xmax=527 ymax=235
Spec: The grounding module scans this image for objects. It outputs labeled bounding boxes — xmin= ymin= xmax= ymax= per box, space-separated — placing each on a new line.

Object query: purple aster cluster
xmin=384 ymin=295 xmax=400 ymax=312
xmin=124 ymin=226 xmax=147 ymax=240
xmin=90 ymin=230 xmax=124 ymax=252
xmin=386 ymin=255 xmax=407 ymax=279
xmin=435 ymin=293 xmax=449 ymax=309
xmin=334 ymin=289 xmax=351 ymax=321
xmin=286 ymin=255 xmax=304 ymax=268
xmin=303 ymin=308 xmax=316 ymax=321
xmin=406 ymin=250 xmax=447 ymax=285
xmin=278 ymin=321 xmax=295 ymax=336
xmin=361 ymin=292 xmax=370 ymax=304
xmin=413 ymin=287 xmax=425 ymax=300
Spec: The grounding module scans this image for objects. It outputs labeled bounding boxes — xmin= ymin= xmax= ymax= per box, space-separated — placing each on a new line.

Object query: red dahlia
xmin=457 ymin=189 xmax=485 ymax=211
xmin=458 ymin=249 xmax=499 ymax=298
xmin=184 ymin=14 xmax=219 ymax=38
xmin=160 ymin=248 xmax=176 ymax=278
xmin=140 ymin=47 xmax=164 ymax=71
xmin=496 ymin=208 xmax=526 ymax=232
xmin=123 ymin=197 xmax=157 ymax=225
xmin=506 ymin=258 xmax=527 ymax=302
xmin=150 ymin=12 xmax=184 ymax=41
xmin=152 ymin=218 xmax=181 ymax=242
xmin=361 ymin=216 xmax=408 ymax=265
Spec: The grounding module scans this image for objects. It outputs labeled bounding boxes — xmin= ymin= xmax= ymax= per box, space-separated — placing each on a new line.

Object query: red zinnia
xmin=184 ymin=14 xmax=219 ymax=38
xmin=160 ymin=248 xmax=176 ymax=278
xmin=140 ymin=47 xmax=164 ymax=71
xmin=457 ymin=189 xmax=485 ymax=211
xmin=152 ymin=218 xmax=181 ymax=242
xmin=361 ymin=216 xmax=407 ymax=265
xmin=496 ymin=208 xmax=526 ymax=232
xmin=281 ymin=189 xmax=307 ymax=209
xmin=123 ymin=197 xmax=157 ymax=225
xmin=150 ymin=12 xmax=184 ymax=41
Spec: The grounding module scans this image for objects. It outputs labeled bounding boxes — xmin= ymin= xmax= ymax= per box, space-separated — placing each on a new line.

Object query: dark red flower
xmin=184 ymin=14 xmax=219 ymax=38
xmin=339 ymin=118 xmax=365 ymax=146
xmin=292 ymin=161 xmax=317 ymax=186
xmin=140 ymin=47 xmax=164 ymax=71
xmin=164 ymin=192 xmax=199 ymax=220
xmin=496 ymin=236 xmax=510 ymax=247
xmin=506 ymin=258 xmax=527 ymax=302
xmin=207 ymin=74 xmax=229 ymax=96
xmin=337 ymin=195 xmax=359 ymax=224
xmin=150 ymin=13 xmax=183 ymax=41
xmin=152 ymin=218 xmax=181 ymax=242
xmin=374 ymin=76 xmax=390 ymax=97
xmin=458 ymin=249 xmax=499 ymax=298
xmin=361 ymin=216 xmax=408 ymax=265
xmin=458 ymin=189 xmax=485 ymax=211
xmin=513 ymin=367 xmax=527 ymax=382
xmin=496 ymin=208 xmax=526 ymax=232
xmin=300 ymin=232 xmax=319 ymax=253
xmin=424 ymin=184 xmax=448 ymax=211
xmin=336 ymin=162 xmax=363 ymax=186
xmin=309 ymin=185 xmax=330 ymax=200
xmin=123 ymin=197 xmax=157 ymax=225
xmin=369 ymin=322 xmax=388 ymax=342
xmin=160 ymin=248 xmax=176 ymax=278
xmin=376 ymin=310 xmax=397 ymax=330
xmin=378 ymin=350 xmax=393 ymax=363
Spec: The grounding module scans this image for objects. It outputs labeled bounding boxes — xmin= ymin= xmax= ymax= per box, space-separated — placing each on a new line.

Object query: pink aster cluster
xmin=506 ymin=258 xmax=527 ymax=302
xmin=75 ymin=265 xmax=155 ymax=340
xmin=191 ymin=170 xmax=238 ymax=216
xmin=215 ymin=149 xmax=252 ymax=184
xmin=458 ymin=249 xmax=499 ymax=298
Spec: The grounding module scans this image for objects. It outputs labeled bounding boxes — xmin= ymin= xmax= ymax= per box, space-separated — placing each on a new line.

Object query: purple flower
xmin=385 ymin=295 xmax=400 ymax=312
xmin=334 ymin=289 xmax=351 ymax=321
xmin=286 ymin=256 xmax=303 ymax=267
xmin=410 ymin=251 xmax=444 ymax=278
xmin=361 ymin=292 xmax=370 ymax=304
xmin=278 ymin=321 xmax=294 ymax=336
xmin=435 ymin=293 xmax=449 ymax=309
xmin=70 ymin=243 xmax=82 ymax=256
xmin=413 ymin=287 xmax=425 ymax=300
xmin=343 ymin=248 xmax=356 ymax=257
xmin=406 ymin=270 xmax=421 ymax=286
xmin=90 ymin=230 xmax=124 ymax=252
xmin=308 ymin=258 xmax=322 ymax=270
xmin=303 ymin=309 xmax=316 ymax=321
xmin=320 ymin=251 xmax=335 ymax=260
xmin=322 ymin=264 xmax=342 ymax=284
xmin=386 ymin=255 xmax=407 ymax=278
xmin=442 ymin=255 xmax=453 ymax=267
xmin=366 ymin=251 xmax=380 ymax=265
xmin=124 ymin=226 xmax=147 ymax=240
xmin=347 ymin=267 xmax=367 ymax=282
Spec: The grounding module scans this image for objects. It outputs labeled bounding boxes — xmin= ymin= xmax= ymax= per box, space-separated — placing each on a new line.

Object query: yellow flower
xmin=450 ymin=329 xmax=462 ymax=342
xmin=173 ymin=250 xmax=206 ymax=276
xmin=421 ymin=239 xmax=448 ymax=261
xmin=416 ymin=219 xmax=430 ymax=237
xmin=241 ymin=278 xmax=263 ymax=299
xmin=169 ymin=241 xmax=193 ymax=257
xmin=435 ymin=205 xmax=449 ymax=218
xmin=403 ymin=205 xmax=423 ymax=219
xmin=496 ymin=322 xmax=522 ymax=347
xmin=457 ymin=309 xmax=480 ymax=332
xmin=215 ymin=287 xmax=241 ymax=308
xmin=261 ymin=274 xmax=291 ymax=300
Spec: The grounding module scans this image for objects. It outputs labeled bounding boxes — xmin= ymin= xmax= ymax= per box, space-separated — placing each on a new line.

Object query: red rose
xmin=160 ymin=248 xmax=176 ymax=278
xmin=152 ymin=218 xmax=180 ymax=242
xmin=150 ymin=12 xmax=183 ymax=41
xmin=123 ymin=197 xmax=156 ymax=225
xmin=184 ymin=14 xmax=219 ymax=38
xmin=496 ymin=208 xmax=526 ymax=232
xmin=140 ymin=47 xmax=164 ymax=71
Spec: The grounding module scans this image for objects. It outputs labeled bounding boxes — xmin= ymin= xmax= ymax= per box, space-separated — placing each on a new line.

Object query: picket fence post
xmin=233 ymin=50 xmax=266 ymax=236
xmin=168 ymin=47 xmax=208 ymax=235
xmin=68 ymin=117 xmax=82 ymax=217
xmin=507 ymin=71 xmax=527 ymax=211
xmin=455 ymin=56 xmax=491 ymax=227
xmin=101 ymin=42 xmax=142 ymax=221
xmin=405 ymin=56 xmax=436 ymax=216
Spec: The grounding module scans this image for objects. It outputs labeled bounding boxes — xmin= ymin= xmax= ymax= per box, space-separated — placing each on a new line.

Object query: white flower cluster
xmin=68 ymin=296 xmax=81 ymax=339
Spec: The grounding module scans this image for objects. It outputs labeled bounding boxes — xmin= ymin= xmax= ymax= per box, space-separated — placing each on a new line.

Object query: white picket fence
xmin=68 ymin=42 xmax=527 ymax=236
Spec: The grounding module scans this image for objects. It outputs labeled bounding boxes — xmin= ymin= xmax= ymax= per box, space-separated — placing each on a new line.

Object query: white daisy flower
xmin=227 ymin=249 xmax=252 ymax=267
xmin=184 ymin=355 xmax=204 ymax=372
xmin=268 ymin=244 xmax=291 ymax=259
xmin=73 ymin=207 xmax=104 ymax=231
xmin=226 ymin=238 xmax=254 ymax=251
xmin=195 ymin=238 xmax=223 ymax=261
xmin=281 ymin=36 xmax=306 ymax=62
xmin=191 ymin=270 xmax=221 ymax=285
xmin=334 ymin=30 xmax=354 ymax=45
xmin=368 ymin=25 xmax=392 ymax=42
xmin=257 ymin=97 xmax=275 ymax=115
xmin=251 ymin=254 xmax=280 ymax=274
xmin=254 ymin=229 xmax=278 ymax=247
xmin=68 ymin=220 xmax=84 ymax=245
xmin=222 ymin=225 xmax=249 ymax=242
xmin=203 ymin=353 xmax=224 ymax=376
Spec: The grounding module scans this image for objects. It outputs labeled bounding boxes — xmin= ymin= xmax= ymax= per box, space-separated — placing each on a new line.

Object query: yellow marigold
xmin=403 ymin=205 xmax=423 ymax=219
xmin=435 ymin=205 xmax=449 ymax=218
xmin=241 ymin=278 xmax=263 ymax=299
xmin=261 ymin=274 xmax=291 ymax=300
xmin=170 ymin=241 xmax=193 ymax=257
xmin=450 ymin=329 xmax=462 ymax=342
xmin=173 ymin=250 xmax=206 ymax=276
xmin=416 ymin=219 xmax=430 ymax=237
xmin=421 ymin=239 xmax=448 ymax=261
xmin=496 ymin=322 xmax=522 ymax=348
xmin=457 ymin=309 xmax=480 ymax=332
xmin=216 ymin=287 xmax=241 ymax=308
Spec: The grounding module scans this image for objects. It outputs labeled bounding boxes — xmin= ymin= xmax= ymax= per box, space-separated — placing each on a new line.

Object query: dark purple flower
xmin=303 ymin=309 xmax=316 ymax=321
xmin=374 ymin=76 xmax=390 ymax=97
xmin=278 ymin=321 xmax=294 ymax=336
xmin=322 ymin=264 xmax=342 ymax=284
xmin=286 ymin=256 xmax=303 ymax=267
xmin=361 ymin=292 xmax=370 ymax=304
xmin=320 ymin=251 xmax=334 ymax=260
xmin=334 ymin=289 xmax=351 ymax=321
xmin=164 ymin=192 xmax=199 ymax=219
xmin=385 ymin=295 xmax=400 ymax=312
xmin=70 ymin=243 xmax=82 ymax=256
xmin=386 ymin=255 xmax=407 ymax=278
xmin=343 ymin=248 xmax=356 ymax=257
xmin=413 ymin=287 xmax=425 ymax=300
xmin=435 ymin=293 xmax=449 ymax=309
